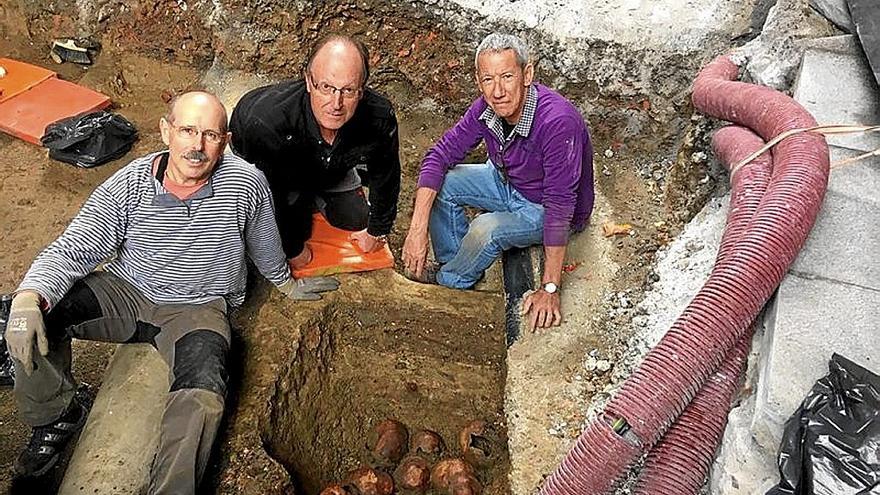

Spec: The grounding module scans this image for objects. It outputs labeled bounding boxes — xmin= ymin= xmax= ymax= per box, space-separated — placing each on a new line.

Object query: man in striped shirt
xmin=3 ymin=91 xmax=338 ymax=493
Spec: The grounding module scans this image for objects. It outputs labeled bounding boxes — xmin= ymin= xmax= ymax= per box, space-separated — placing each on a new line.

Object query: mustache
xmin=183 ymin=150 xmax=209 ymax=162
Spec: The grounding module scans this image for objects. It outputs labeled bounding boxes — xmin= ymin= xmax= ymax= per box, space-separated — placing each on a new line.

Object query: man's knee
xmin=324 ymin=189 xmax=369 ymax=231
xmin=170 ymin=330 xmax=229 ymax=397
xmin=435 ymin=176 xmax=461 ymax=203
xmin=465 ymin=214 xmax=503 ymax=250
xmin=44 ymin=279 xmax=103 ymax=338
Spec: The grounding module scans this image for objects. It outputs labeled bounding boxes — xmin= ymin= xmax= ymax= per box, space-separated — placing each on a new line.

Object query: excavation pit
xmin=260 ymin=298 xmax=510 ymax=494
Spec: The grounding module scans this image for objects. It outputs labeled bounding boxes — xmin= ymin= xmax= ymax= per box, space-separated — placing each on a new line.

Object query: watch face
xmin=543 ymin=282 xmax=558 ymax=294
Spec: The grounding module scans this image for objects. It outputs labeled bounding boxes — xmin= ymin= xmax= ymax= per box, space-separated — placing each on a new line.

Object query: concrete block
xmin=710 ymin=393 xmax=779 ymax=494
xmin=826 ymin=147 xmax=880 ymax=195
xmin=804 ymin=34 xmax=859 ymax=53
xmin=793 ymin=46 xmax=880 ymax=153
xmin=809 ymin=0 xmax=855 ymax=33
xmin=751 ymin=274 xmax=880 ymax=451
xmin=59 ymin=344 xmax=168 ymax=495
xmin=790 ymin=156 xmax=880 ymax=290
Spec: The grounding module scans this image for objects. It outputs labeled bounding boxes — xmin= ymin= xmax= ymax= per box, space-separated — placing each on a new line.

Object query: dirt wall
xmin=2 ymin=0 xmax=735 ymax=151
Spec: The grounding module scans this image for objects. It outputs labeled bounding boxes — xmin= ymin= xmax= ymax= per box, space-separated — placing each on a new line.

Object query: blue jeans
xmin=430 ymin=162 xmax=544 ymax=288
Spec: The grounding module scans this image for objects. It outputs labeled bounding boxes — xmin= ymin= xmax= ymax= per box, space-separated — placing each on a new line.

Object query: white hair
xmin=475 ymin=33 xmax=530 ymax=69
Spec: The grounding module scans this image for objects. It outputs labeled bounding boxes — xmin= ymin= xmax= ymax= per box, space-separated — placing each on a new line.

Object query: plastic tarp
xmin=292 ymin=213 xmax=395 ymax=278
xmin=767 ymin=353 xmax=880 ymax=495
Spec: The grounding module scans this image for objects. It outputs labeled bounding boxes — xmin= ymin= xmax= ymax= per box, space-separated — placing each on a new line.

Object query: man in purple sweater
xmin=402 ymin=33 xmax=594 ymax=331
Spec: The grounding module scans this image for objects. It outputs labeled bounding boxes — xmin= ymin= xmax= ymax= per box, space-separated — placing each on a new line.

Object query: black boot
xmin=0 ymin=294 xmax=14 ymax=387
xmin=13 ymin=385 xmax=93 ymax=478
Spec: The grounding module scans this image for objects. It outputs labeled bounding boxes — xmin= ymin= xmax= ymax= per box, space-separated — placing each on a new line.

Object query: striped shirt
xmin=18 ymin=151 xmax=292 ymax=308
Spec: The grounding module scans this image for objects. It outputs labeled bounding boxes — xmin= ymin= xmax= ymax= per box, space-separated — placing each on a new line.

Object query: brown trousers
xmin=13 ymin=271 xmax=230 ymax=494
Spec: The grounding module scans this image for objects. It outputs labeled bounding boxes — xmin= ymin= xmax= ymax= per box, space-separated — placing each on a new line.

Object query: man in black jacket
xmin=230 ymin=35 xmax=401 ymax=269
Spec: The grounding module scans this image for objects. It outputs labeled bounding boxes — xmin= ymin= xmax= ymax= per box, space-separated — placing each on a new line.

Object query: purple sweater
xmin=417 ymin=84 xmax=594 ymax=246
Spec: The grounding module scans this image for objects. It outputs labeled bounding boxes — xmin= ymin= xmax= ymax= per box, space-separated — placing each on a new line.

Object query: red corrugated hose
xmin=539 ymin=54 xmax=830 ymax=494
xmin=633 ymin=125 xmax=773 ymax=494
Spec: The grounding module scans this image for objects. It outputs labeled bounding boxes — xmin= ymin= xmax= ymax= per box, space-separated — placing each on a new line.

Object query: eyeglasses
xmin=170 ymin=124 xmax=225 ymax=144
xmin=309 ymin=74 xmax=361 ymax=100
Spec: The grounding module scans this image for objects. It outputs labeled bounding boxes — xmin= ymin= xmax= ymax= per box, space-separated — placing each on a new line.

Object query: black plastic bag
xmin=40 ymin=111 xmax=138 ymax=168
xmin=767 ymin=353 xmax=880 ymax=495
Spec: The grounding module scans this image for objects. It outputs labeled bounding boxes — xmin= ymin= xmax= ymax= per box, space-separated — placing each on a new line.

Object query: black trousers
xmin=278 ymin=187 xmax=369 ymax=258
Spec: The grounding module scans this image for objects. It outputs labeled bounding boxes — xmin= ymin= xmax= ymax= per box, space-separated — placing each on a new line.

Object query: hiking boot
xmin=0 ymin=294 xmax=14 ymax=387
xmin=0 ymin=350 xmax=14 ymax=387
xmin=14 ymin=386 xmax=92 ymax=478
xmin=403 ymin=260 xmax=441 ymax=285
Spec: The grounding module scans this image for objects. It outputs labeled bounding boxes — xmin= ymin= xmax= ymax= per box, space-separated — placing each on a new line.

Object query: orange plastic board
xmin=0 ymin=58 xmax=56 ymax=103
xmin=293 ymin=213 xmax=395 ymax=278
xmin=0 ymin=77 xmax=111 ymax=144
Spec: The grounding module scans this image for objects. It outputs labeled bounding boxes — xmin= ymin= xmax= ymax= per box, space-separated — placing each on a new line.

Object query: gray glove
xmin=279 ymin=277 xmax=340 ymax=301
xmin=5 ymin=291 xmax=48 ymax=376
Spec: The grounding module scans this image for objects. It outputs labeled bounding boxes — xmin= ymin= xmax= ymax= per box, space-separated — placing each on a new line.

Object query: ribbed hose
xmin=632 ymin=125 xmax=773 ymax=494
xmin=711 ymin=127 xmax=776 ymax=266
xmin=633 ymin=333 xmax=751 ymax=493
xmin=540 ymin=54 xmax=829 ymax=494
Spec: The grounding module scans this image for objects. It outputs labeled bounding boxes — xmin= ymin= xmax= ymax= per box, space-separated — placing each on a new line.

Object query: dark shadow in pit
xmin=261 ymin=301 xmax=510 ymax=495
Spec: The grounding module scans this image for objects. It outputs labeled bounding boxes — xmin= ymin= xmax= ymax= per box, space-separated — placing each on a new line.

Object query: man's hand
xmin=5 ymin=291 xmax=48 ymax=376
xmin=288 ymin=245 xmax=313 ymax=271
xmin=349 ymin=229 xmax=386 ymax=253
xmin=403 ymin=187 xmax=438 ymax=279
xmin=402 ymin=229 xmax=430 ymax=278
xmin=278 ymin=277 xmax=340 ymax=301
xmin=521 ymin=289 xmax=562 ymax=332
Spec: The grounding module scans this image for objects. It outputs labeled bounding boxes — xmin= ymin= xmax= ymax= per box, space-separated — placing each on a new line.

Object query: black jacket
xmin=229 ymin=80 xmax=400 ymax=236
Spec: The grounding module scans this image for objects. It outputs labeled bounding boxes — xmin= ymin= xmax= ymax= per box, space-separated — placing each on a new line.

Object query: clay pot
xmin=393 ymin=454 xmax=431 ymax=493
xmin=430 ymin=458 xmax=475 ymax=491
xmin=319 ymin=483 xmax=360 ymax=495
xmin=458 ymin=420 xmax=496 ymax=467
xmin=346 ymin=466 xmax=394 ymax=495
xmin=410 ymin=429 xmax=445 ymax=460
xmin=449 ymin=472 xmax=482 ymax=495
xmin=369 ymin=418 xmax=409 ymax=465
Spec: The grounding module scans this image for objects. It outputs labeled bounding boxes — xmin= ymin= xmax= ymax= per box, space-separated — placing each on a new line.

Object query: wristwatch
xmin=542 ymin=282 xmax=559 ymax=294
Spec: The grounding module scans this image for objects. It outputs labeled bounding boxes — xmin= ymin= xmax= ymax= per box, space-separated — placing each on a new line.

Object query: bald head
xmin=306 ymin=35 xmax=370 ymax=85
xmin=159 ymin=90 xmax=230 ymax=185
xmin=167 ymin=91 xmax=228 ymax=133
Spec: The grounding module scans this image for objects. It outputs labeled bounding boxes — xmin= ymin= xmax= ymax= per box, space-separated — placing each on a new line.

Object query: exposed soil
xmin=0 ymin=1 xmax=717 ymax=493
xmin=262 ymin=300 xmax=508 ymax=494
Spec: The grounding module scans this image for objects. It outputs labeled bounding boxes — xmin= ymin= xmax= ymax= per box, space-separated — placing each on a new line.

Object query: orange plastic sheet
xmin=292 ymin=213 xmax=395 ymax=278
xmin=0 ymin=58 xmax=55 ymax=103
xmin=0 ymin=59 xmax=111 ymax=145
